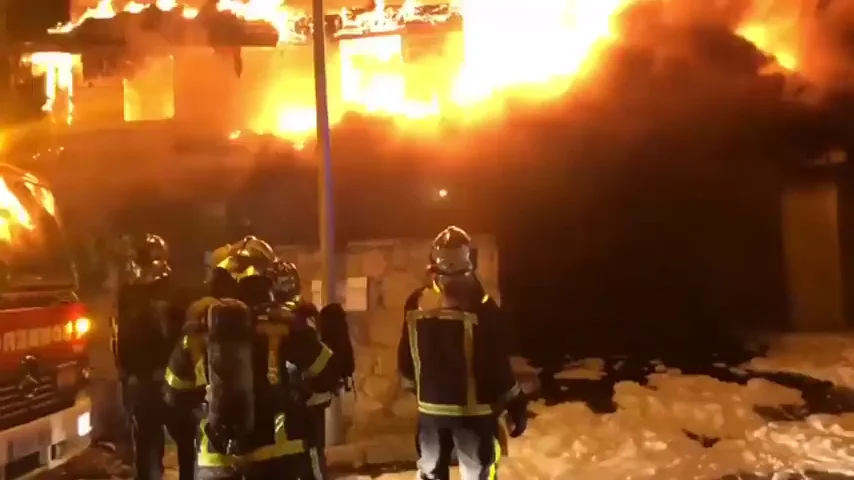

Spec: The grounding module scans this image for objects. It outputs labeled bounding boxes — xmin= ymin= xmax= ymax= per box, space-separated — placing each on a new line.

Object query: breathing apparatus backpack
xmin=205 ymin=298 xmax=255 ymax=456
xmin=317 ymin=303 xmax=355 ymax=391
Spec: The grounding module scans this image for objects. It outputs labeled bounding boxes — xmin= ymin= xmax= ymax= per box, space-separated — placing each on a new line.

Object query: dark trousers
xmin=125 ymin=380 xmax=197 ymax=480
xmin=416 ymin=415 xmax=501 ymax=480
xmin=307 ymin=404 xmax=329 ymax=479
xmin=196 ymin=453 xmax=320 ymax=480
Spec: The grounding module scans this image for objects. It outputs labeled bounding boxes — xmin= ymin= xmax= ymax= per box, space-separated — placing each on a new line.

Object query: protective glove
xmin=504 ymin=392 xmax=528 ymax=438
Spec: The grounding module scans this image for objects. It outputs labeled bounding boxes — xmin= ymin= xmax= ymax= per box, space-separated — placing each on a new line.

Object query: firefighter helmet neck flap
xmin=120 ymin=233 xmax=171 ymax=286
xmin=428 ymin=226 xmax=479 ymax=304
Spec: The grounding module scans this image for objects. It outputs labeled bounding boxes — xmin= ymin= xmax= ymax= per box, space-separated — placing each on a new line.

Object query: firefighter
xmin=111 ymin=233 xmax=196 ymax=480
xmin=397 ymin=226 xmax=528 ymax=480
xmin=271 ymin=260 xmax=348 ymax=480
xmin=164 ymin=236 xmax=340 ymax=480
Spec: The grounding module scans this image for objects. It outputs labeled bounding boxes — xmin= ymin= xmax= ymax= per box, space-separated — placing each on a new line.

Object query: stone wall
xmin=274 ymin=235 xmax=499 ymax=438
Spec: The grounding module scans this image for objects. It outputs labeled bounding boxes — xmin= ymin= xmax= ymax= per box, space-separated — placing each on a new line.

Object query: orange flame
xmin=29 ymin=0 xmax=805 ymax=140
xmin=0 ymin=178 xmax=35 ymax=243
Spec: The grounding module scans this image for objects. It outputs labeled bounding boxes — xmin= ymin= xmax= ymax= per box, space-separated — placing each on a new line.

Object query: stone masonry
xmin=274 ymin=234 xmax=499 ymax=443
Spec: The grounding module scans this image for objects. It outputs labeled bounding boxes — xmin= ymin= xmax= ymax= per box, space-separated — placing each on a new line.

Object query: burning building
xmin=6 ymin=0 xmax=806 ymax=139
xmin=3 ymin=0 xmax=851 ymax=341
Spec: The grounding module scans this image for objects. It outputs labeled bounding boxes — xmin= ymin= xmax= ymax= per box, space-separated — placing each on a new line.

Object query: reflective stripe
xmin=197 ymin=414 xmax=304 ymax=467
xmin=309 ymin=447 xmax=323 ymax=479
xmin=417 ymin=402 xmax=494 ymax=416
xmin=408 ymin=304 xmax=486 ymax=417
xmin=306 ymin=345 xmax=332 ymax=377
xmin=165 ymin=356 xmax=207 ymax=390
xmin=488 ymin=435 xmax=501 ymax=479
xmin=407 ymin=309 xmax=478 ymax=324
xmin=481 ymin=294 xmax=490 ymax=303
xmin=193 ymin=359 xmax=208 ymax=386
xmin=463 ymin=320 xmax=477 ymax=408
xmin=307 ymin=392 xmax=333 ymax=406
xmin=256 ymin=321 xmax=289 ymax=386
xmin=407 ymin=318 xmax=422 ymax=399
xmin=406 ymin=318 xmax=491 ymax=414
xmin=164 ymin=368 xmax=195 ymax=390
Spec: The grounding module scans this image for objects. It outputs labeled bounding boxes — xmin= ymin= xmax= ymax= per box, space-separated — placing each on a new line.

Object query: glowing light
xmin=75 ymin=317 xmax=92 ymax=337
xmin=437 ymin=188 xmax=448 ymax=198
xmin=736 ymin=23 xmax=797 ymax=70
xmin=23 ymin=52 xmax=79 ymax=124
xmin=0 ymin=178 xmax=34 ymax=243
xmin=40 ymin=0 xmax=808 ymax=141
xmin=77 ymin=412 xmax=92 ymax=437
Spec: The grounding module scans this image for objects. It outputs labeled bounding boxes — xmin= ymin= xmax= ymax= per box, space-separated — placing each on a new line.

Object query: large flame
xmin=0 ymin=178 xmax=34 ymax=243
xmin=27 ymin=0 xmax=803 ymax=140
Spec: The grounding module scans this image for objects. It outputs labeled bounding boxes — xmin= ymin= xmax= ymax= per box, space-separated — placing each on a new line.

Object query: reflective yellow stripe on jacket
xmin=165 ymin=336 xmax=208 ymax=390
xmin=306 ymin=392 xmax=333 ymax=406
xmin=197 ymin=414 xmax=304 ymax=467
xmin=306 ymin=345 xmax=332 ymax=377
xmin=406 ymin=296 xmax=495 ymax=417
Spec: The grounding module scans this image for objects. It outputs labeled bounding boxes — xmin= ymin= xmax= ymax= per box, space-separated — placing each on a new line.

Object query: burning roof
xmin=13 ymin=0 xmax=853 ymax=149
xmin=46 ymin=0 xmax=461 ymax=47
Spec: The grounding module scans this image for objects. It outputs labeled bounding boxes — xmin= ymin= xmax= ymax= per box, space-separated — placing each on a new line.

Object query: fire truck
xmin=0 ymin=163 xmax=92 ymax=478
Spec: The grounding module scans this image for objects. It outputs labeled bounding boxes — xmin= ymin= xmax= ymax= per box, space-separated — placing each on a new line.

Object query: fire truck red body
xmin=0 ymin=164 xmax=91 ymax=478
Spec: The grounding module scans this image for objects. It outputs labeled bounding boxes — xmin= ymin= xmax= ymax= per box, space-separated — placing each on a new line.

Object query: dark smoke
xmin=19 ymin=0 xmax=854 ymax=353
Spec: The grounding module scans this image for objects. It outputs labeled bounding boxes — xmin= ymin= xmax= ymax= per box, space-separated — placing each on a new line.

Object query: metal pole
xmin=312 ymin=0 xmax=335 ymax=310
xmin=312 ymin=0 xmax=345 ymax=447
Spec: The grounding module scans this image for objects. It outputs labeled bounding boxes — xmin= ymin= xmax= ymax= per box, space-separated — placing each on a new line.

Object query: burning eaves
xmin=47 ymin=0 xmax=461 ymax=47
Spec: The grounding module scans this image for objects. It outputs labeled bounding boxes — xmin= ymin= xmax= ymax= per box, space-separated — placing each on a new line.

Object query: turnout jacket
xmin=110 ymin=281 xmax=186 ymax=382
xmin=282 ymin=299 xmax=334 ymax=408
xmin=163 ymin=297 xmax=339 ymax=466
xmin=397 ymin=286 xmax=522 ymax=417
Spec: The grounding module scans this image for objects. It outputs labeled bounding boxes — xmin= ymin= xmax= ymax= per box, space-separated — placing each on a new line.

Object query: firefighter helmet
xmin=428 ymin=226 xmax=477 ymax=275
xmin=119 ymin=233 xmax=171 ymax=285
xmin=272 ymin=260 xmax=301 ymax=303
xmin=216 ymin=236 xmax=278 ymax=282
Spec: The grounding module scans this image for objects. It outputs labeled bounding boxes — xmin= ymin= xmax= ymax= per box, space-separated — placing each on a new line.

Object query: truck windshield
xmin=0 ymin=176 xmax=75 ymax=290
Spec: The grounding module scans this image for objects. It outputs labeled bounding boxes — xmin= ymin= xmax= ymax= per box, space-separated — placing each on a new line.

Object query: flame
xmin=215 ymin=0 xmax=304 ymax=44
xmin=0 ymin=178 xmax=34 ymax=243
xmin=340 ymin=35 xmax=440 ymax=118
xmin=30 ymin=0 xmax=810 ymax=140
xmin=53 ymin=0 xmax=304 ymax=44
xmin=734 ymin=1 xmax=805 ymax=71
xmin=52 ymin=0 xmax=199 ymax=34
xmin=454 ymin=0 xmax=628 ymax=104
xmin=23 ymin=52 xmax=80 ymax=124
xmin=24 ymin=182 xmax=57 ymax=217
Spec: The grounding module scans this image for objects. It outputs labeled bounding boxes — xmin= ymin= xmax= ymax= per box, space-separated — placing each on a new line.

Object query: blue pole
xmin=311 ymin=0 xmax=344 ymax=447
